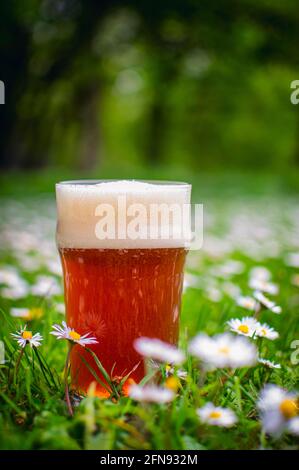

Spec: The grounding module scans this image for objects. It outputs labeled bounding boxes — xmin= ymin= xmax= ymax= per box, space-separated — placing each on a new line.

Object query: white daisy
xmin=210 ymin=260 xmax=244 ymax=279
xmin=249 ymin=279 xmax=279 ymax=295
xmin=54 ymin=303 xmax=65 ymax=315
xmin=227 ymin=317 xmax=260 ymax=337
xmin=165 ymin=364 xmax=187 ymax=379
xmin=183 ymin=273 xmax=201 ymax=291
xmin=236 ymin=295 xmax=256 ymax=311
xmin=288 ymin=417 xmax=299 ymax=435
xmin=11 ymin=326 xmax=43 ymax=348
xmin=1 ymin=282 xmax=30 ymax=299
xmin=258 ymin=358 xmax=281 ymax=369
xmin=10 ymin=307 xmax=43 ymax=321
xmin=253 ymin=291 xmax=282 ymax=314
xmin=50 ymin=321 xmax=98 ymax=347
xmin=222 ymin=282 xmax=241 ymax=299
xmin=148 ymin=361 xmax=187 ymax=380
xmin=0 ymin=266 xmax=29 ymax=299
xmin=183 ymin=278 xmax=190 ymax=292
xmin=206 ymin=286 xmax=222 ymax=302
xmin=45 ymin=259 xmax=62 ymax=276
xmin=188 ymin=332 xmax=257 ymax=369
xmin=128 ymin=384 xmax=174 ymax=404
xmin=258 ymin=384 xmax=299 ymax=437
xmin=0 ymin=267 xmax=23 ymax=286
xmin=249 ymin=267 xmax=271 ymax=282
xmin=134 ymin=337 xmax=185 ymax=365
xmin=285 ymin=252 xmax=299 ymax=268
xmin=197 ymin=402 xmax=237 ymax=427
xmin=31 ymin=275 xmax=62 ymax=297
xmin=16 ymin=254 xmax=41 ymax=272
xmin=256 ymin=323 xmax=279 ymax=340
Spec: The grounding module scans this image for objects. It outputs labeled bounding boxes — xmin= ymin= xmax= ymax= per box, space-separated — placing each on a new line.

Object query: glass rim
xmin=56 ymin=179 xmax=191 ymax=187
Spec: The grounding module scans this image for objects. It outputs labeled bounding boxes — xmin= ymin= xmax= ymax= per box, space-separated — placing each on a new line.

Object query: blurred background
xmin=1 ymin=0 xmax=299 ymax=195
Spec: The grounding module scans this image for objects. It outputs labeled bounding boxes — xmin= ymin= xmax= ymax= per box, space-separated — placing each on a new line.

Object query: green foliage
xmin=1 ymin=1 xmax=299 ymax=171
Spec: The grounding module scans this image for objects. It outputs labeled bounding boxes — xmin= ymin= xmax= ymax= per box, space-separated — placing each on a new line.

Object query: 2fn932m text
xmin=99 ymin=453 xmax=198 ymax=466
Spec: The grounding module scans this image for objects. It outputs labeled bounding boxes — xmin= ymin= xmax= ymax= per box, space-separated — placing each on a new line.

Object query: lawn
xmin=0 ymin=171 xmax=298 ymax=450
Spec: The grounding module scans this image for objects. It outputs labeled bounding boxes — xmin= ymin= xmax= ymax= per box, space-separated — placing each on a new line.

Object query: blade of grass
xmin=78 ymin=354 xmax=111 ymax=395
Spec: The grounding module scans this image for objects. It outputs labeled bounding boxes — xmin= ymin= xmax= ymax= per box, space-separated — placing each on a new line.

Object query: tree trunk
xmin=78 ymin=84 xmax=103 ymax=171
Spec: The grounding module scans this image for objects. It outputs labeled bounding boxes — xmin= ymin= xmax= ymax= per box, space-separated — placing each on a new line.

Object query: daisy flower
xmin=51 ymin=321 xmax=98 ymax=416
xmin=50 ymin=321 xmax=98 ymax=347
xmin=288 ymin=418 xmax=299 ymax=435
xmin=210 ymin=260 xmax=244 ymax=278
xmin=134 ymin=337 xmax=185 ymax=365
xmin=206 ymin=286 xmax=222 ymax=302
xmin=236 ymin=295 xmax=256 ymax=311
xmin=256 ymin=322 xmax=279 ymax=340
xmin=189 ymin=332 xmax=257 ymax=369
xmin=258 ymin=358 xmax=281 ymax=369
xmin=165 ymin=364 xmax=187 ymax=379
xmin=0 ymin=266 xmax=21 ymax=286
xmin=258 ymin=384 xmax=299 ymax=437
xmin=253 ymin=291 xmax=282 ymax=314
xmin=10 ymin=307 xmax=43 ymax=321
xmin=164 ymin=376 xmax=181 ymax=393
xmin=54 ymin=303 xmax=65 ymax=315
xmin=222 ymin=282 xmax=241 ymax=299
xmin=197 ymin=402 xmax=237 ymax=427
xmin=147 ymin=361 xmax=187 ymax=381
xmin=11 ymin=325 xmax=43 ymax=348
xmin=249 ymin=266 xmax=271 ymax=282
xmin=128 ymin=384 xmax=174 ymax=404
xmin=31 ymin=275 xmax=62 ymax=297
xmin=45 ymin=259 xmax=62 ymax=276
xmin=227 ymin=317 xmax=259 ymax=337
xmin=249 ymin=278 xmax=279 ymax=295
xmin=285 ymin=252 xmax=299 ymax=268
xmin=1 ymin=282 xmax=29 ymax=299
xmin=183 ymin=273 xmax=201 ymax=291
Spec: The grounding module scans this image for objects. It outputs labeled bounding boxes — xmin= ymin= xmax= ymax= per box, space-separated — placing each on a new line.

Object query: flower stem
xmin=234 ymin=375 xmax=242 ymax=412
xmin=64 ymin=343 xmax=74 ymax=416
xmin=254 ymin=303 xmax=262 ymax=320
xmin=13 ymin=347 xmax=25 ymax=383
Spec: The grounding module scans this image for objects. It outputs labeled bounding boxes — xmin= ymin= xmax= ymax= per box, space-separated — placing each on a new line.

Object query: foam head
xmin=56 ymin=180 xmax=192 ymax=249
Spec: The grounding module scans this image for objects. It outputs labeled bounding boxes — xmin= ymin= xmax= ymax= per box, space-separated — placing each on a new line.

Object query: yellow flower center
xmin=238 ymin=324 xmax=249 ymax=334
xmin=260 ymin=329 xmax=267 ymax=336
xmin=22 ymin=331 xmax=33 ymax=340
xmin=279 ymin=399 xmax=298 ymax=420
xmin=209 ymin=411 xmax=222 ymax=419
xmin=28 ymin=308 xmax=43 ymax=320
xmin=165 ymin=376 xmax=180 ymax=393
xmin=218 ymin=346 xmax=230 ymax=355
xmin=69 ymin=330 xmax=81 ymax=341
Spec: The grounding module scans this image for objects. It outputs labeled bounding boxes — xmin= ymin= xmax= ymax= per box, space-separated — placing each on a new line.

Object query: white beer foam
xmin=56 ymin=180 xmax=191 ymax=249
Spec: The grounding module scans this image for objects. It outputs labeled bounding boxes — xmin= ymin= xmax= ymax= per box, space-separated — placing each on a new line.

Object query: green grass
xmin=0 ymin=170 xmax=298 ymax=450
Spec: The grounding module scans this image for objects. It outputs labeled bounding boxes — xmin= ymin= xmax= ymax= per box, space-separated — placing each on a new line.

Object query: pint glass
xmin=56 ymin=180 xmax=191 ymax=396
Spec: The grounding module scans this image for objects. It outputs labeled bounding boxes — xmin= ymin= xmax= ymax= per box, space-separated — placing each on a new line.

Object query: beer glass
xmin=56 ymin=180 xmax=191 ymax=395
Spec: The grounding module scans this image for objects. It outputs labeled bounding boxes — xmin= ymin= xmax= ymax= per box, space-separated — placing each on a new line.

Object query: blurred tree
xmin=0 ymin=0 xmax=299 ymax=170
xmin=0 ymin=0 xmax=119 ymax=169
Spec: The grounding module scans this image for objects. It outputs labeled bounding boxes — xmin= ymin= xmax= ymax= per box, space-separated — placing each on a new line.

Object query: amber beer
xmin=56 ymin=180 xmax=191 ymax=396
